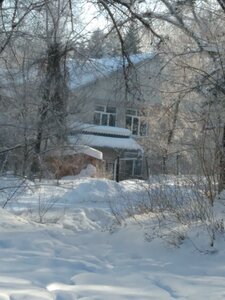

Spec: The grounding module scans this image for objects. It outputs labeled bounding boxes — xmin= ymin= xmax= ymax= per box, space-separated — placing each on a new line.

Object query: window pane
xmin=96 ymin=105 xmax=105 ymax=112
xmin=126 ymin=116 xmax=132 ymax=131
xmin=94 ymin=113 xmax=101 ymax=125
xmin=140 ymin=121 xmax=147 ymax=136
xmin=106 ymin=106 xmax=116 ymax=113
xmin=125 ymin=160 xmax=133 ymax=177
xmin=109 ymin=114 xmax=116 ymax=126
xmin=101 ymin=114 xmax=108 ymax=125
xmin=126 ymin=109 xmax=136 ymax=116
xmin=133 ymin=117 xmax=139 ymax=135
xmin=134 ymin=160 xmax=142 ymax=176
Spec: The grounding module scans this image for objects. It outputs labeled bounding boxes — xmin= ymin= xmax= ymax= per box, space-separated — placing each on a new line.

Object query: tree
xmin=0 ymin=0 xmax=75 ymax=176
xmin=0 ymin=1 xmax=50 ymax=176
xmin=87 ymin=29 xmax=106 ymax=58
xmin=2 ymin=0 xmax=224 ymax=187
xmin=124 ymin=21 xmax=140 ymax=54
xmin=94 ymin=0 xmax=225 ymax=194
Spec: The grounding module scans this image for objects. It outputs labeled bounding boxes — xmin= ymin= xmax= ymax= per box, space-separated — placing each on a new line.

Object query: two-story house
xmin=68 ymin=53 xmax=163 ymax=180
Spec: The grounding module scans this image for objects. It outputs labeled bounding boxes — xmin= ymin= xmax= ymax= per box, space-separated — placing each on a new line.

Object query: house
xmin=68 ymin=53 xmax=163 ymax=180
xmin=69 ymin=123 xmax=144 ymax=180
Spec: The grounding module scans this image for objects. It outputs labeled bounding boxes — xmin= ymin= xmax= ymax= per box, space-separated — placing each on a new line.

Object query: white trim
xmin=126 ymin=109 xmax=147 ymax=136
xmin=119 ymin=157 xmax=143 ymax=177
xmin=94 ymin=105 xmax=116 ymax=127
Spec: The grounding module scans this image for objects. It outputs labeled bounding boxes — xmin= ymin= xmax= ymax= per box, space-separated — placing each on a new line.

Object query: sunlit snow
xmin=0 ymin=175 xmax=224 ymax=299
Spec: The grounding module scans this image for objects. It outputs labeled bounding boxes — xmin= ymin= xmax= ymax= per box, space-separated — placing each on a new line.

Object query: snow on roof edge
xmin=70 ymin=122 xmax=132 ymax=137
xmin=45 ymin=145 xmax=103 ymax=160
xmin=69 ymin=134 xmax=144 ymax=152
xmin=69 ymin=52 xmax=156 ymax=89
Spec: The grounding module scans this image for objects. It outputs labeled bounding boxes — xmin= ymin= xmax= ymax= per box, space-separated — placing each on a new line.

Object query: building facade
xmin=68 ymin=53 xmax=162 ymax=180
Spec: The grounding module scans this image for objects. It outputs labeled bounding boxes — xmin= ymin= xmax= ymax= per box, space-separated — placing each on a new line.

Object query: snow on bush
xmin=0 ymin=174 xmax=224 ymax=249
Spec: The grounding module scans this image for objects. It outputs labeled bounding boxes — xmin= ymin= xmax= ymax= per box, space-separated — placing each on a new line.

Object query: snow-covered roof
xmin=46 ymin=145 xmax=103 ymax=160
xmin=69 ymin=52 xmax=155 ymax=89
xmin=82 ymin=125 xmax=131 ymax=137
xmin=69 ymin=123 xmax=143 ymax=152
xmin=77 ymin=145 xmax=103 ymax=160
xmin=69 ymin=134 xmax=143 ymax=152
xmin=70 ymin=123 xmax=132 ymax=137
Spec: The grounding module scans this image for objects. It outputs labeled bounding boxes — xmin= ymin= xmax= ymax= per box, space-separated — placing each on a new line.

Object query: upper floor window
xmin=94 ymin=105 xmax=116 ymax=126
xmin=126 ymin=109 xmax=147 ymax=136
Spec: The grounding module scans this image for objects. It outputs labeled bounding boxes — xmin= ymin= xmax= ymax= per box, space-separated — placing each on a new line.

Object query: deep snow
xmin=0 ymin=176 xmax=225 ymax=299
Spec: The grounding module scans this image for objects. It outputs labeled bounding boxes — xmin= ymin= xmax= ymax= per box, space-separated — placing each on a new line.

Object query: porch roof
xmin=69 ymin=134 xmax=143 ymax=152
xmin=45 ymin=145 xmax=103 ymax=160
xmin=70 ymin=122 xmax=132 ymax=137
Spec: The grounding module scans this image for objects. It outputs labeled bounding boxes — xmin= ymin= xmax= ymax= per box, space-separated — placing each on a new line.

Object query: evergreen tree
xmin=87 ymin=29 xmax=106 ymax=58
xmin=124 ymin=22 xmax=141 ymax=54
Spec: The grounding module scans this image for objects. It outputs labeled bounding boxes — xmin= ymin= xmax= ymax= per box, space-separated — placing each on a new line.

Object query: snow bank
xmin=0 ymin=176 xmax=224 ymax=299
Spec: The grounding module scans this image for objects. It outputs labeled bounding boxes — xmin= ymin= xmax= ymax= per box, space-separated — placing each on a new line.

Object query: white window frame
xmin=126 ymin=109 xmax=147 ymax=136
xmin=118 ymin=158 xmax=142 ymax=177
xmin=94 ymin=105 xmax=116 ymax=126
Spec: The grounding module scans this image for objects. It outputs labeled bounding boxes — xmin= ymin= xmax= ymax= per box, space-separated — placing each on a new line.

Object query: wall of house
xmin=68 ymin=55 xmax=163 ymax=129
xmin=68 ymin=55 xmax=164 ymax=178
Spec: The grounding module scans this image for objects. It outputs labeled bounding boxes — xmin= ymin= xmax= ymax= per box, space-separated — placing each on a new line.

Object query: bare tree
xmin=92 ymin=0 xmax=225 ymax=193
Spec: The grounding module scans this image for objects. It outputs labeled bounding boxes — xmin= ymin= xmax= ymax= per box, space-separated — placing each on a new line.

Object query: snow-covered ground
xmin=0 ymin=175 xmax=225 ymax=299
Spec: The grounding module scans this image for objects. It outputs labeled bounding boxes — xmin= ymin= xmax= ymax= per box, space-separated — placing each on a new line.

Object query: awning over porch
xmin=69 ymin=133 xmax=143 ymax=153
xmin=46 ymin=145 xmax=103 ymax=160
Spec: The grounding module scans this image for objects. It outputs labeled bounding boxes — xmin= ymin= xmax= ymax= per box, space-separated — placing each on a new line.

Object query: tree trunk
xmin=218 ymin=124 xmax=225 ymax=192
xmin=32 ymin=42 xmax=67 ymax=176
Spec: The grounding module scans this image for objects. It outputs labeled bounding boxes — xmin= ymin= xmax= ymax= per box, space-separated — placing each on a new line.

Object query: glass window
xmin=134 ymin=160 xmax=142 ymax=176
xmin=126 ymin=108 xmax=147 ymax=136
xmin=109 ymin=114 xmax=116 ymax=126
xmin=123 ymin=159 xmax=142 ymax=177
xmin=126 ymin=116 xmax=132 ymax=131
xmin=106 ymin=106 xmax=116 ymax=113
xmin=96 ymin=105 xmax=105 ymax=112
xmin=94 ymin=105 xmax=116 ymax=127
xmin=102 ymin=114 xmax=108 ymax=126
xmin=126 ymin=109 xmax=136 ymax=116
xmin=133 ymin=117 xmax=139 ymax=135
xmin=124 ymin=160 xmax=133 ymax=177
xmin=94 ymin=112 xmax=101 ymax=125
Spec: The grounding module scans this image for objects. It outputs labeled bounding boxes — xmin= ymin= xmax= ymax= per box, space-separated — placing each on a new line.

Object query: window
xmin=94 ymin=105 xmax=116 ymax=126
xmin=124 ymin=159 xmax=142 ymax=177
xmin=124 ymin=160 xmax=133 ymax=177
xmin=133 ymin=159 xmax=142 ymax=176
xmin=126 ymin=109 xmax=147 ymax=136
